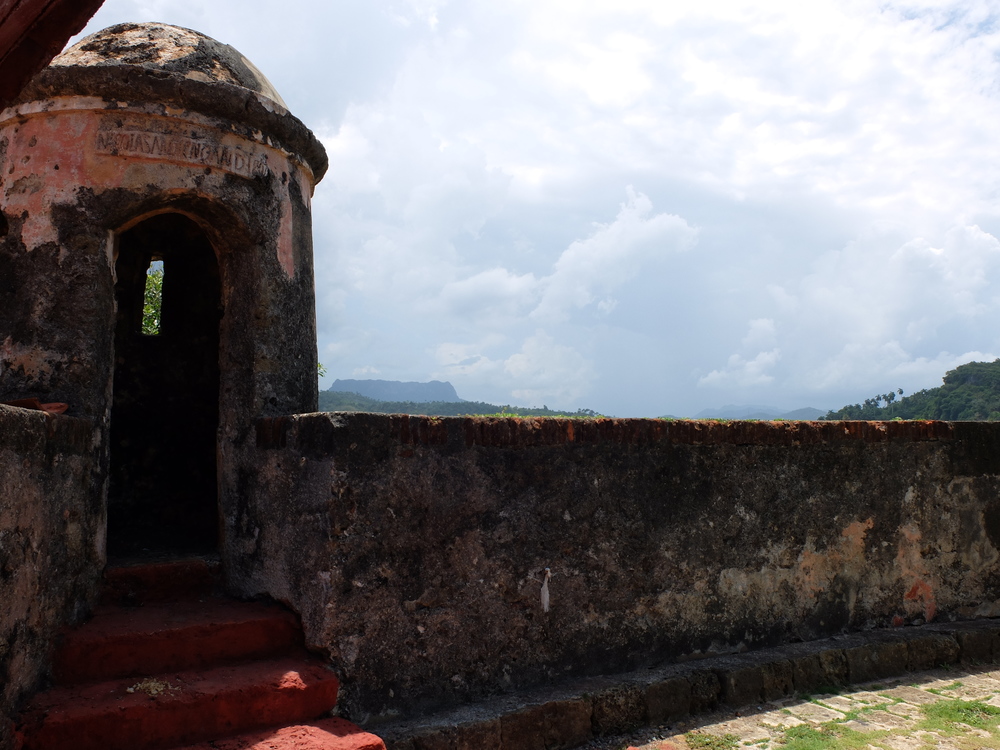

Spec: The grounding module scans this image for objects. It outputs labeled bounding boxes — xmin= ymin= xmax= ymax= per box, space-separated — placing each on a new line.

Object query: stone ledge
xmin=260 ymin=412 xmax=989 ymax=455
xmin=0 ymin=404 xmax=93 ymax=454
xmin=374 ymin=619 xmax=999 ymax=750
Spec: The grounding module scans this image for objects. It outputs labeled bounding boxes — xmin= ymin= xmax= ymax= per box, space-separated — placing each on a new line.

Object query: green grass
xmin=673 ymin=685 xmax=1000 ymax=750
xmin=685 ymin=732 xmax=740 ymax=749
xmin=919 ymin=699 xmax=1000 ymax=734
xmin=762 ymin=698 xmax=1000 ymax=749
xmin=775 ymin=723 xmax=887 ymax=749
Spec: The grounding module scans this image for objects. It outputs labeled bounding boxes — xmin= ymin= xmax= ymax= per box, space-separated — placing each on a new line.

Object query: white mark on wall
xmin=541 ymin=567 xmax=551 ymax=613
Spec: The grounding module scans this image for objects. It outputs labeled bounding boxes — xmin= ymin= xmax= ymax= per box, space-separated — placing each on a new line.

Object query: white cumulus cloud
xmin=532 ymin=188 xmax=698 ymax=322
xmin=504 ymin=331 xmax=595 ymax=405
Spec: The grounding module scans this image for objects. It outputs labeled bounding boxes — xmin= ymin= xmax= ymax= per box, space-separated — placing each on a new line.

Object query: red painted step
xmin=18 ymin=657 xmax=340 ymax=750
xmin=53 ymin=598 xmax=303 ymax=684
xmin=171 ymin=717 xmax=386 ymax=749
xmin=16 ymin=558 xmax=386 ymax=750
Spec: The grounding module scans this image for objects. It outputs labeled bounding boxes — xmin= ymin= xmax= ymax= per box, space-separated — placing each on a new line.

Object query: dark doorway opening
xmin=108 ymin=213 xmax=221 ymax=558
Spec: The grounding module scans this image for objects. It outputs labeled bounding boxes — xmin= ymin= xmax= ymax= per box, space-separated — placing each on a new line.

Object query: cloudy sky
xmin=77 ymin=0 xmax=1000 ymax=416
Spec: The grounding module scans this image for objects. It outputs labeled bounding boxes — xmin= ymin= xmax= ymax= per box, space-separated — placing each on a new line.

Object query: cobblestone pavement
xmin=584 ymin=664 xmax=1000 ymax=750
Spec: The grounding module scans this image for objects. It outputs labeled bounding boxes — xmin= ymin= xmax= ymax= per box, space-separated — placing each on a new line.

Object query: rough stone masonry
xmin=242 ymin=415 xmax=1000 ymax=725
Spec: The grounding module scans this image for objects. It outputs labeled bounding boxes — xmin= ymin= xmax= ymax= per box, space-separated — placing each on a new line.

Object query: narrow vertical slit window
xmin=142 ymin=259 xmax=164 ymax=335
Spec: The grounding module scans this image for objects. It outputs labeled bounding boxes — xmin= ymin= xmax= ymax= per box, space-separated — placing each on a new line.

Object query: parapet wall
xmin=230 ymin=414 xmax=1000 ymax=724
xmin=0 ymin=405 xmax=104 ymax=748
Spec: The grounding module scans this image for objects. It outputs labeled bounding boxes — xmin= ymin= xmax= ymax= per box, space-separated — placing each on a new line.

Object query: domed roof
xmin=17 ymin=21 xmax=327 ymax=181
xmin=53 ymin=22 xmax=287 ymax=109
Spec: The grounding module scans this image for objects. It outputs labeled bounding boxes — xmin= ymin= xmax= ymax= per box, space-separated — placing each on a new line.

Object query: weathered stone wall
xmin=232 ymin=414 xmax=1000 ymax=725
xmin=1 ymin=28 xmax=326 ymax=556
xmin=0 ymin=96 xmax=320 ymax=423
xmin=0 ymin=404 xmax=103 ymax=749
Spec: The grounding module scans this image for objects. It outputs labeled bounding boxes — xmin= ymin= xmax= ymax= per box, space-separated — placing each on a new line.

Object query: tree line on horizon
xmin=822 ymin=359 xmax=1000 ymax=421
xmin=317 ymin=389 xmax=601 ymax=418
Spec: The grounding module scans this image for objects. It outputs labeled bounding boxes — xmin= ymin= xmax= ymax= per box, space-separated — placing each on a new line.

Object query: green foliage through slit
xmin=141 ymin=264 xmax=163 ymax=336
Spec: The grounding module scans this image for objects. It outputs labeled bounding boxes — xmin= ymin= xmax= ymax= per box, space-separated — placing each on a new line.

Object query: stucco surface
xmin=238 ymin=415 xmax=1000 ymax=725
xmin=1 ymin=21 xmax=323 ymax=428
xmin=0 ymin=98 xmax=319 ymax=410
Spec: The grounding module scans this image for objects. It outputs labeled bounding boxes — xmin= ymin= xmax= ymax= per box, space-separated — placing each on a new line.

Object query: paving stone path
xmin=583 ymin=664 xmax=1000 ymax=750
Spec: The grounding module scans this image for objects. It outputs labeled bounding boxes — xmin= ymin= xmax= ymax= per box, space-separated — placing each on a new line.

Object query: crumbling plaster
xmin=0 ymin=22 xmax=326 ymax=427
xmin=0 ymin=95 xmax=320 ymax=415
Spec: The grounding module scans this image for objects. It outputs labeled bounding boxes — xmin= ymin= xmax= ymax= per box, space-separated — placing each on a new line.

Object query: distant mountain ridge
xmin=692 ymin=404 xmax=825 ymax=420
xmin=328 ymin=379 xmax=461 ymax=403
xmin=317 ymin=389 xmax=600 ymax=418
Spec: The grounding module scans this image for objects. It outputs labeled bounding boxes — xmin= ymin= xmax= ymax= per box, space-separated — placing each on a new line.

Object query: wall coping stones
xmin=258 ymin=413 xmax=975 ymax=452
xmin=0 ymin=403 xmax=94 ymax=454
xmin=374 ymin=619 xmax=1000 ymax=750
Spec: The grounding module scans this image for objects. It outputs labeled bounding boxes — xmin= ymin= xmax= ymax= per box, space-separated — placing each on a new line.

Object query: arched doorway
xmin=108 ymin=213 xmax=222 ymax=558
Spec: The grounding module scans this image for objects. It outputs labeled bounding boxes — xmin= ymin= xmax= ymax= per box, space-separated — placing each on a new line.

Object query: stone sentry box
xmin=0 ymin=23 xmax=327 ymax=559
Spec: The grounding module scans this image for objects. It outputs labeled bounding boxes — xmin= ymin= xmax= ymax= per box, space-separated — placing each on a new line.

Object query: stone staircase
xmin=15 ymin=558 xmax=385 ymax=750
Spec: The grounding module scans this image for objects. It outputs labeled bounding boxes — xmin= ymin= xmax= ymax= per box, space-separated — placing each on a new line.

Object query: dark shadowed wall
xmin=234 ymin=415 xmax=1000 ymax=724
xmin=0 ymin=405 xmax=104 ymax=749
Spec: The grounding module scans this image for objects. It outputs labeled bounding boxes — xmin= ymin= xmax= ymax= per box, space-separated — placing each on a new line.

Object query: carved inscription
xmin=95 ymin=127 xmax=269 ymax=178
